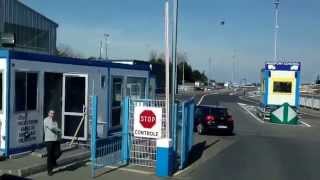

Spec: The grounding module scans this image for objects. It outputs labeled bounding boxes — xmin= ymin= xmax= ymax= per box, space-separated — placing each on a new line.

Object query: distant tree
xmin=192 ymin=70 xmax=202 ymax=82
xmin=56 ymin=43 xmax=83 ymax=58
xmin=88 ymin=56 xmax=97 ymax=60
xmin=149 ymin=51 xmax=157 ymax=62
xmin=316 ymin=74 xmax=320 ymax=85
xmin=149 ymin=51 xmax=208 ymax=91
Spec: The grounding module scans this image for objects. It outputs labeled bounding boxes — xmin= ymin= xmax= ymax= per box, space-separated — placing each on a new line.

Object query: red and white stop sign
xmin=134 ymin=107 xmax=162 ymax=139
xmin=140 ymin=110 xmax=156 ymax=128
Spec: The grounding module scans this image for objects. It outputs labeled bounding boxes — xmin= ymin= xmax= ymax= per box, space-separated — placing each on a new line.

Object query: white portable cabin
xmin=0 ymin=50 xmax=152 ymax=157
xmin=261 ymin=62 xmax=301 ymax=108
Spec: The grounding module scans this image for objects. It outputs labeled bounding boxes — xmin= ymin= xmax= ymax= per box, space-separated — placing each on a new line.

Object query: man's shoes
xmin=48 ymin=171 xmax=53 ymax=176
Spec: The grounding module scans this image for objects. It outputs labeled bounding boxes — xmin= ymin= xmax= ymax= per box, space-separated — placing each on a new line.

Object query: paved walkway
xmin=0 ymin=147 xmax=89 ymax=177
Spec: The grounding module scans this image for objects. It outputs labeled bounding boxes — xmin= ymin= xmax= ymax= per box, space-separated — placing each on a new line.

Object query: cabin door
xmin=62 ymin=74 xmax=88 ymax=141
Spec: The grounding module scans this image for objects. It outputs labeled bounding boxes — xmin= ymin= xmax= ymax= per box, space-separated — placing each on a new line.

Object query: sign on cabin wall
xmin=0 ymin=118 xmax=2 ymax=149
xmin=11 ymin=112 xmax=42 ymax=148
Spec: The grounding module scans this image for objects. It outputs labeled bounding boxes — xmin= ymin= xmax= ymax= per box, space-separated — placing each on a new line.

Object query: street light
xmin=164 ymin=0 xmax=170 ymax=138
xmin=273 ymin=0 xmax=280 ymax=61
xmin=104 ymin=33 xmax=110 ymax=60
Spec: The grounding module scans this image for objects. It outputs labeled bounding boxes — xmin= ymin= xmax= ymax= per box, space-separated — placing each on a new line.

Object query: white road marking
xmin=239 ymin=96 xmax=259 ymax=105
xmin=299 ymin=120 xmax=312 ymax=127
xmin=238 ymin=103 xmax=312 ymax=128
xmin=237 ymin=103 xmax=265 ymax=123
xmin=197 ymin=92 xmax=218 ymax=105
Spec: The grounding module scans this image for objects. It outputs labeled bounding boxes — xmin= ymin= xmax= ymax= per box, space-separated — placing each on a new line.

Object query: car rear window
xmin=196 ymin=107 xmax=228 ymax=117
xmin=211 ymin=108 xmax=228 ymax=116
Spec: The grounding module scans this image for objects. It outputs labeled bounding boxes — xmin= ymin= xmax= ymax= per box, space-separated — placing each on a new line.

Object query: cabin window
xmin=127 ymin=77 xmax=146 ymax=99
xmin=15 ymin=72 xmax=38 ymax=112
xmin=111 ymin=77 xmax=123 ymax=127
xmin=273 ymin=81 xmax=292 ymax=93
xmin=101 ymin=75 xmax=106 ymax=89
xmin=0 ymin=72 xmax=2 ymax=112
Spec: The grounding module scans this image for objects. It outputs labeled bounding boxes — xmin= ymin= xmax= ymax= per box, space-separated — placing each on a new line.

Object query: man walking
xmin=44 ymin=110 xmax=61 ymax=176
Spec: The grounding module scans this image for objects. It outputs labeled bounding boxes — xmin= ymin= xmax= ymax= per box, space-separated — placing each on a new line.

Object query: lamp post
xmin=99 ymin=40 xmax=103 ymax=59
xmin=171 ymin=0 xmax=179 ymax=122
xmin=164 ymin=0 xmax=170 ymax=138
xmin=273 ymin=0 xmax=280 ymax=61
xmin=104 ymin=33 xmax=110 ymax=60
xmin=208 ymin=58 xmax=212 ymax=86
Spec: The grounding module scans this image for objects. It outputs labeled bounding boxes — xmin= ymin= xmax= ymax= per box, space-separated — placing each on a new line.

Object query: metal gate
xmin=173 ymin=98 xmax=195 ymax=169
xmin=90 ymin=95 xmax=193 ymax=176
xmin=128 ymin=98 xmax=167 ymax=167
xmin=90 ymin=96 xmax=126 ymax=177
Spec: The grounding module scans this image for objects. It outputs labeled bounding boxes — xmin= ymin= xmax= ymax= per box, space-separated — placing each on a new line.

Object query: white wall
xmin=0 ymin=58 xmax=7 ymax=150
xmin=9 ymin=59 xmax=108 ymax=149
xmin=267 ymin=71 xmax=296 ymax=106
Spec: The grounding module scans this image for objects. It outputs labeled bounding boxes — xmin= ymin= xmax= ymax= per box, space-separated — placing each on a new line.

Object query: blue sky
xmin=22 ymin=0 xmax=320 ymax=83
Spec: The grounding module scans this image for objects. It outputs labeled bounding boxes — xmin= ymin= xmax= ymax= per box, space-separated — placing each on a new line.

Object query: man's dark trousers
xmin=46 ymin=141 xmax=60 ymax=173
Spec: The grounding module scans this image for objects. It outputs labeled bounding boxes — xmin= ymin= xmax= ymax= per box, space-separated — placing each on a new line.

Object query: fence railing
xmin=173 ymin=98 xmax=195 ymax=170
xmin=90 ymin=95 xmax=196 ymax=176
xmin=90 ymin=96 xmax=126 ymax=178
xmin=300 ymin=96 xmax=320 ymax=110
xmin=128 ymin=98 xmax=167 ymax=167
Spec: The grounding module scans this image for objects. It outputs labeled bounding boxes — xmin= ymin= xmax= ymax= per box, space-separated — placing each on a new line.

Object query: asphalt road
xmin=30 ymin=93 xmax=320 ymax=180
xmin=183 ymin=94 xmax=320 ymax=180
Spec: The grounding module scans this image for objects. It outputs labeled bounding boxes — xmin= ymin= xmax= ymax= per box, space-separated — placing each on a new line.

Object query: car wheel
xmin=197 ymin=124 xmax=204 ymax=135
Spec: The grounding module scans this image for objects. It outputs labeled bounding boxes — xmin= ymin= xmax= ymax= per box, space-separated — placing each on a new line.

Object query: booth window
xmin=15 ymin=72 xmax=38 ymax=112
xmin=0 ymin=72 xmax=2 ymax=112
xmin=273 ymin=81 xmax=292 ymax=93
xmin=127 ymin=77 xmax=146 ymax=99
xmin=101 ymin=75 xmax=106 ymax=89
xmin=111 ymin=77 xmax=123 ymax=127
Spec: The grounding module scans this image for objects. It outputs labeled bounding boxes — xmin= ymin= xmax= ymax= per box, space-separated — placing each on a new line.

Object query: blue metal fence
xmin=90 ymin=95 xmax=195 ymax=176
xmin=173 ymin=98 xmax=195 ymax=170
xmin=90 ymin=96 xmax=129 ymax=178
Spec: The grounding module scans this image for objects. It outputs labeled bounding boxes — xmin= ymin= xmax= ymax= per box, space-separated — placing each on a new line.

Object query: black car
xmin=194 ymin=105 xmax=234 ymax=135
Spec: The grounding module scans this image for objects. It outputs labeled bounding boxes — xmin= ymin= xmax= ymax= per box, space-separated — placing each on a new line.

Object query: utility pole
xmin=273 ymin=0 xmax=280 ymax=61
xmin=172 ymin=0 xmax=179 ymax=92
xmin=171 ymin=0 xmax=179 ymax=140
xmin=164 ymin=0 xmax=170 ymax=138
xmin=99 ymin=40 xmax=103 ymax=59
xmin=182 ymin=58 xmax=185 ymax=86
xmin=232 ymin=50 xmax=236 ymax=84
xmin=208 ymin=58 xmax=212 ymax=86
xmin=104 ymin=33 xmax=110 ymax=60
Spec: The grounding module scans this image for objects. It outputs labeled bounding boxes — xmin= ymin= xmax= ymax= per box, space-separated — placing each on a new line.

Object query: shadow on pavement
xmin=90 ymin=164 xmax=129 ymax=178
xmin=205 ymin=131 xmax=236 ymax=137
xmin=187 ymin=139 xmax=220 ymax=166
xmin=52 ymin=161 xmax=88 ymax=176
xmin=0 ymin=174 xmax=32 ymax=180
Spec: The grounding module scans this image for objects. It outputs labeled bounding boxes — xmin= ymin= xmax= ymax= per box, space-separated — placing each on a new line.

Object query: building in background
xmin=0 ymin=0 xmax=58 ymax=55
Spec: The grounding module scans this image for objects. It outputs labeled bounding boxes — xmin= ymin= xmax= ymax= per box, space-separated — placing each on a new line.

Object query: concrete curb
xmin=17 ymin=151 xmax=90 ymax=177
xmin=9 ymin=151 xmax=32 ymax=159
xmin=31 ymin=144 xmax=78 ymax=158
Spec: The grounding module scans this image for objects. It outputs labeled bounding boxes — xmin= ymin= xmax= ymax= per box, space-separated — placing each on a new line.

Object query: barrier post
xmin=121 ymin=96 xmax=129 ymax=164
xmin=156 ymin=138 xmax=173 ymax=177
xmin=90 ymin=96 xmax=98 ymax=178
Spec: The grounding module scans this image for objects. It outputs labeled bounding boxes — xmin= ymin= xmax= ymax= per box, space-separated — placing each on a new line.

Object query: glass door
xmin=111 ymin=77 xmax=123 ymax=127
xmin=62 ymin=74 xmax=88 ymax=140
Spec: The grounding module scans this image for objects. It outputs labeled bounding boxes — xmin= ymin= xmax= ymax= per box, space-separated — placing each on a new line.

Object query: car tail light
xmin=206 ymin=115 xmax=215 ymax=123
